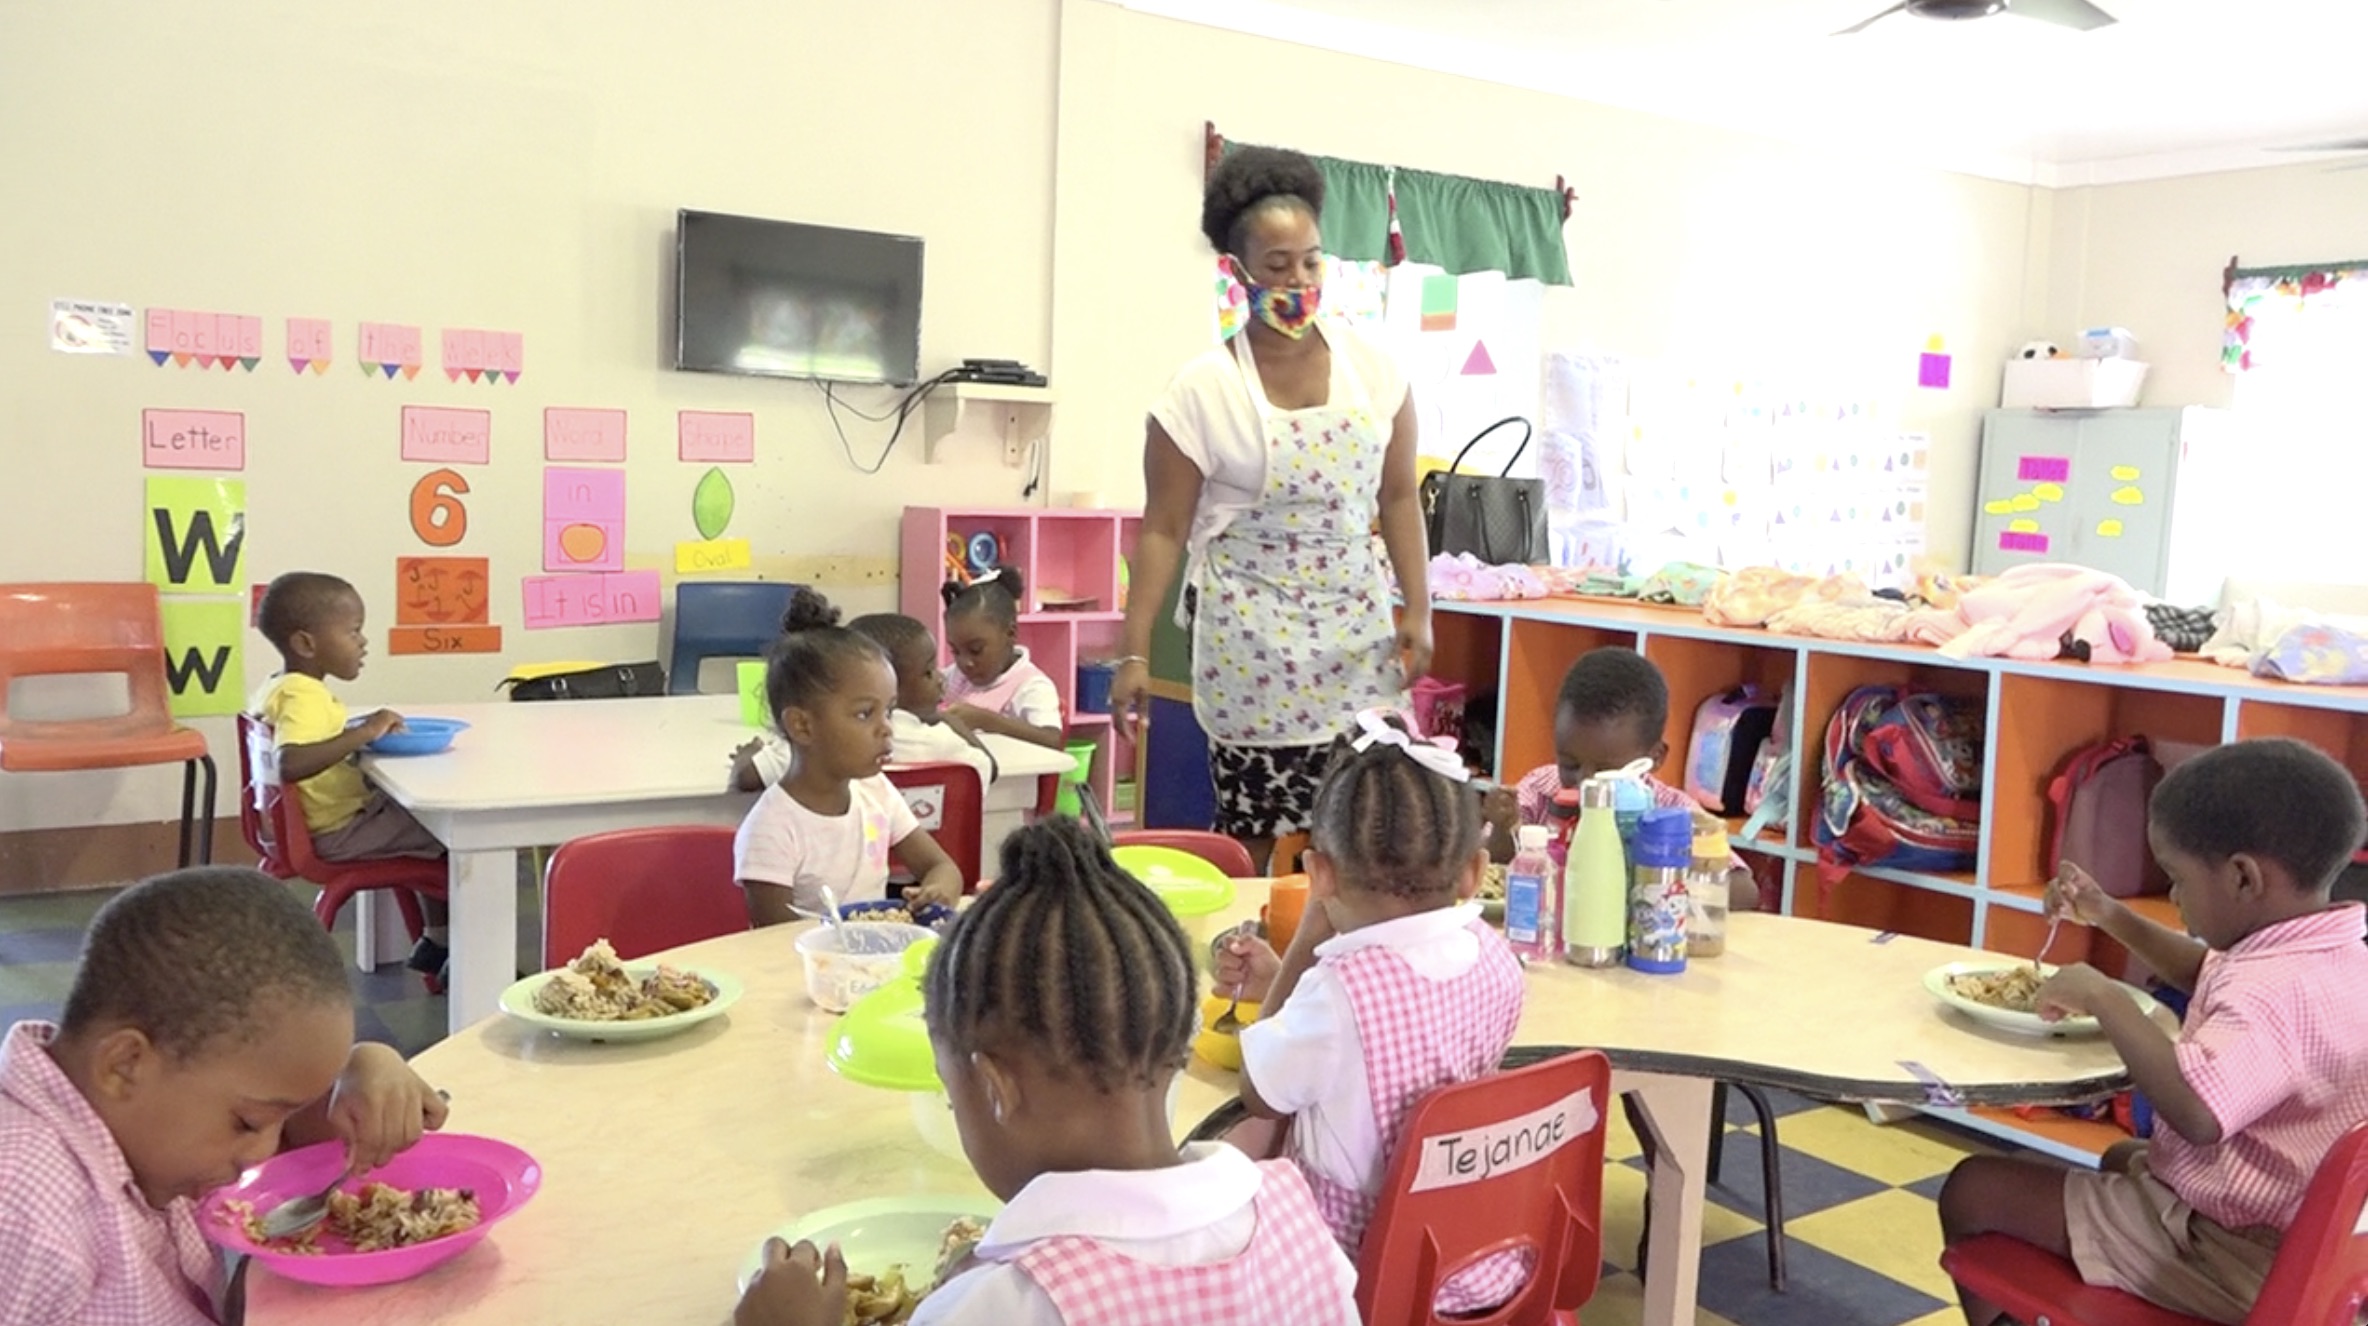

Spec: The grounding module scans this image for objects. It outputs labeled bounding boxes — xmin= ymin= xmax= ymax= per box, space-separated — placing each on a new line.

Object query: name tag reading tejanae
xmin=1411 ymin=1089 xmax=1601 ymax=1192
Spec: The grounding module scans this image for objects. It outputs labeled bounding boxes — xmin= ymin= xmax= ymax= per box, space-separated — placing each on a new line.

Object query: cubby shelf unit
xmin=900 ymin=506 xmax=1144 ymax=825
xmin=1426 ymin=597 xmax=2368 ymax=1163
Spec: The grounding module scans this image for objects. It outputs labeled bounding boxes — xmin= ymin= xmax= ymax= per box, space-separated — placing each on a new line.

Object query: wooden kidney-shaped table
xmin=246 ymin=903 xmax=2138 ymax=1325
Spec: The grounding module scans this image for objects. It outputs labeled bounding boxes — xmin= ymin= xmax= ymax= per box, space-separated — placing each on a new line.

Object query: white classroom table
xmin=357 ymin=695 xmax=1072 ymax=1034
xmin=246 ymin=905 xmax=2143 ymax=1324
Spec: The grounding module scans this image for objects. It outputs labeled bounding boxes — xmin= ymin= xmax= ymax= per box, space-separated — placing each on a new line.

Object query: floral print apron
xmin=1191 ymin=330 xmax=1404 ymax=747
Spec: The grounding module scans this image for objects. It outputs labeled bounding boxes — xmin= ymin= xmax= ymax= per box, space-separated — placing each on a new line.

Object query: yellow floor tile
xmin=1784 ymin=1187 xmax=1959 ymax=1303
xmin=1603 ymin=1098 xmax=1643 ymax=1162
xmin=1575 ymin=1272 xmax=1747 ymax=1326
xmin=1898 ymin=1309 xmax=1966 ymax=1326
xmin=1747 ymin=1104 xmax=1989 ymax=1186
xmin=1596 ymin=1160 xmax=1766 ymax=1273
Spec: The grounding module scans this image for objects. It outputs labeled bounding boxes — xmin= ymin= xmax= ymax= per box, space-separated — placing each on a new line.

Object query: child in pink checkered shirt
xmin=734 ymin=818 xmax=1357 ymax=1326
xmin=0 ymin=866 xmax=446 ymax=1325
xmin=1940 ymin=738 xmax=2368 ymax=1326
xmin=1218 ymin=709 xmax=1533 ymax=1315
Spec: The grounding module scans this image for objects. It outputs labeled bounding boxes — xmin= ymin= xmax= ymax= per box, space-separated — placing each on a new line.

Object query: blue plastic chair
xmin=668 ymin=581 xmax=802 ymax=695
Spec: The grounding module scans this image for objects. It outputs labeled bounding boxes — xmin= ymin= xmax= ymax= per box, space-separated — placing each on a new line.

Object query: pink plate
xmin=197 ymin=1133 xmax=540 ymax=1287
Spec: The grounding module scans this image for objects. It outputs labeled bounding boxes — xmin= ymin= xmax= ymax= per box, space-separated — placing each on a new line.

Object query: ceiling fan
xmin=1835 ymin=0 xmax=2117 ymax=36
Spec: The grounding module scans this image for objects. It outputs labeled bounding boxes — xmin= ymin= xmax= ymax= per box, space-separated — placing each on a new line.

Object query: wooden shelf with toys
xmin=900 ymin=506 xmax=1146 ymax=827
xmin=1414 ymin=595 xmax=2368 ymax=1165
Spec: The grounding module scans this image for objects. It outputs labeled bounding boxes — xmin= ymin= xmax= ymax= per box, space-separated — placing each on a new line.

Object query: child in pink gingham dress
xmin=733 ymin=818 xmax=1359 ymax=1326
xmin=1223 ymin=709 xmax=1533 ymax=1315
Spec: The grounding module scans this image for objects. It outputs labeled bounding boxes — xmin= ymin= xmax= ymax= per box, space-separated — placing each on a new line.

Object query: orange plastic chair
xmin=1112 ymin=829 xmax=1257 ymax=878
xmin=236 ymin=714 xmax=442 ymax=952
xmin=888 ymin=761 xmax=984 ymax=891
xmin=0 ymin=583 xmax=217 ymax=866
xmin=1356 ymin=1048 xmax=1612 ymax=1326
xmin=542 ymin=825 xmax=745 ymax=968
xmin=1941 ymin=1122 xmax=2368 ymax=1326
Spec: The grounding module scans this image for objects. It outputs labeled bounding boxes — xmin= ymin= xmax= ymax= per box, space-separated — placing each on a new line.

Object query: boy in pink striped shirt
xmin=0 ymin=867 xmax=446 ymax=1325
xmin=1940 ymin=738 xmax=2368 ymax=1326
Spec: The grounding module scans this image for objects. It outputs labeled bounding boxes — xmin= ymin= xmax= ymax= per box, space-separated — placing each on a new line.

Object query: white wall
xmin=0 ymin=0 xmax=1058 ymax=836
xmin=2044 ymin=161 xmax=2368 ymax=410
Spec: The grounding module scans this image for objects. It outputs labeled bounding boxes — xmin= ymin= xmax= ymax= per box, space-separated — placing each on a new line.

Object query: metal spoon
xmin=1210 ymin=923 xmax=1255 ymax=1034
xmin=255 ymin=1089 xmax=451 ymax=1241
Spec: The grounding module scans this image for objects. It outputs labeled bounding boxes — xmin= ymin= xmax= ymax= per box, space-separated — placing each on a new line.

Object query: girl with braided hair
xmin=735 ymin=818 xmax=1358 ymax=1326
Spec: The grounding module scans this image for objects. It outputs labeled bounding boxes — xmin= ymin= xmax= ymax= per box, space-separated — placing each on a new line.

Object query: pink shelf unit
xmin=901 ymin=506 xmax=1144 ymax=825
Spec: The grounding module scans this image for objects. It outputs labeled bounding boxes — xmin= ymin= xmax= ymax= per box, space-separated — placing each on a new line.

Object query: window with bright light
xmin=2228 ymin=286 xmax=2368 ymax=586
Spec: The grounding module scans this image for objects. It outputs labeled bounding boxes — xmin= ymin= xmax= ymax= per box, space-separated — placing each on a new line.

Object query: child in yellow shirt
xmin=250 ymin=572 xmax=449 ymax=983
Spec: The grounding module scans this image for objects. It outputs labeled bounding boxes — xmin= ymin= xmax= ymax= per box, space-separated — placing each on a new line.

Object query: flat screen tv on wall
xmin=673 ymin=209 xmax=923 ymax=387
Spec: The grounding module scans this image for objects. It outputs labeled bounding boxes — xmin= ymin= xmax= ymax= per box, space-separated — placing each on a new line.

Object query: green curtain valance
xmin=1212 ymin=134 xmax=1572 ymax=285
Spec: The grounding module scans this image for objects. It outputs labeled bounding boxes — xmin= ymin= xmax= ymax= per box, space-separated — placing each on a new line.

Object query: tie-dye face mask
xmin=1246 ymin=282 xmax=1322 ymax=338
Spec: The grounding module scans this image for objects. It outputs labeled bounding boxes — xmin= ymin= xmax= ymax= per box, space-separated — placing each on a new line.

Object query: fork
xmin=2033 ymin=915 xmax=2063 ymax=972
xmin=254 ymin=1088 xmax=453 ymax=1241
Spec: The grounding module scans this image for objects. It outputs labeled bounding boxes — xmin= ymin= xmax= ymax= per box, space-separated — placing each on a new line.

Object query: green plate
xmin=736 ymin=1195 xmax=998 ymax=1294
xmin=498 ymin=965 xmax=743 ymax=1043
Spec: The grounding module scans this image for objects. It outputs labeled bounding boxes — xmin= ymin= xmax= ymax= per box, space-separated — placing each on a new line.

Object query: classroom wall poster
xmin=521 ymin=570 xmax=662 ymax=628
xmin=543 ymin=466 xmax=626 ymax=572
xmin=1382 ymin=264 xmax=1545 ymax=483
xmin=359 ymin=322 xmax=423 ymax=379
xmin=157 ymin=597 xmax=244 ymax=717
xmin=141 ymin=410 xmax=245 ymax=471
xmin=679 ymin=410 xmax=755 ymax=463
xmin=145 ymin=309 xmax=262 ymax=370
xmin=400 ymin=406 xmax=491 ymax=465
xmin=143 ymin=477 xmax=246 ymax=594
xmin=544 ymin=408 xmax=627 ymax=462
xmin=442 ymin=328 xmax=523 ymax=384
xmin=286 ymin=318 xmax=333 ymax=375
xmin=51 ymin=299 xmax=134 ymax=355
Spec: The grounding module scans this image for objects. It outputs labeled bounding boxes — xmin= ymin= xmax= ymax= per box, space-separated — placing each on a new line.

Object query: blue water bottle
xmin=1627 ymin=807 xmax=1694 ymax=975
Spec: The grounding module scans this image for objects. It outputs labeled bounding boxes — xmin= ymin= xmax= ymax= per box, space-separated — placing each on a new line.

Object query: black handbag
xmin=497 ymin=660 xmax=667 ymax=701
xmin=1420 ymin=417 xmax=1548 ymax=565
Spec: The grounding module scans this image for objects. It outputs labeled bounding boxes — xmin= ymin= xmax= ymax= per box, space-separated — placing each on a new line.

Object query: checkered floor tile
xmin=3 ymin=881 xmax=2014 ymax=1325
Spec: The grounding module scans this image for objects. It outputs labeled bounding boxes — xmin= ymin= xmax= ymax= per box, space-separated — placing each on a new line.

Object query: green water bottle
xmin=1562 ymin=772 xmax=1628 ymax=967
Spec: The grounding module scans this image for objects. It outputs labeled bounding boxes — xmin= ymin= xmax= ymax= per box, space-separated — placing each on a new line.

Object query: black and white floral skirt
xmin=1208 ymin=740 xmax=1334 ymax=841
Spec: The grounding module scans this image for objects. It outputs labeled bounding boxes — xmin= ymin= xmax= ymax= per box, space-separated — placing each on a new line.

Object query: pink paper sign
xmin=359 ymin=322 xmax=424 ymax=379
xmin=440 ymin=328 xmax=524 ymax=384
xmin=400 ymin=406 xmax=491 ymax=465
xmin=521 ymin=570 xmax=662 ymax=629
xmin=544 ymin=466 xmax=626 ymax=572
xmin=679 ymin=410 xmax=755 ymax=463
xmin=286 ymin=318 xmax=332 ymax=375
xmin=1998 ymin=531 xmax=2051 ymax=554
xmin=144 ymin=310 xmax=263 ymax=369
xmin=544 ymin=408 xmax=628 ymax=462
xmin=142 ymin=409 xmax=246 ymax=471
xmin=2016 ymin=455 xmax=2071 ymax=483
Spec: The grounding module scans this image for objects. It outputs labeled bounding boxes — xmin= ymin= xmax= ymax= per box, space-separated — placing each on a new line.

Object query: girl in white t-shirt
xmin=732 ymin=590 xmax=965 ymax=925
xmin=940 ymin=568 xmax=1065 ymax=751
xmin=732 ymin=818 xmax=1359 ymax=1326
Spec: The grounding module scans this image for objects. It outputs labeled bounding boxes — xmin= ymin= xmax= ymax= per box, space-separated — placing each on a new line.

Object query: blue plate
xmin=840 ymin=899 xmax=954 ymax=932
xmin=357 ymin=716 xmax=470 ymax=756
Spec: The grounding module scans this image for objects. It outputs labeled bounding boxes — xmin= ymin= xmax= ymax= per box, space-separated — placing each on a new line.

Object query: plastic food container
xmin=1192 ymin=992 xmax=1262 ymax=1071
xmin=1110 ymin=845 xmax=1238 ymax=973
xmin=795 ymin=922 xmax=934 ymax=1013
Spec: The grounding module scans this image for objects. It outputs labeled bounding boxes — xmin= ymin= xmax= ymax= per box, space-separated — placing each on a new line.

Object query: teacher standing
xmin=1110 ymin=146 xmax=1434 ymax=868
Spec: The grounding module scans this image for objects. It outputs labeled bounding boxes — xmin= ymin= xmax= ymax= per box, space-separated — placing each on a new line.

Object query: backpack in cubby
xmin=1814 ymin=684 xmax=1984 ymax=889
xmin=1684 ymin=685 xmax=1779 ymax=816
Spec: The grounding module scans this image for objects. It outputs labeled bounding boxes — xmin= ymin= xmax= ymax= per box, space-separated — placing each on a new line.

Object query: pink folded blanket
xmin=1935 ymin=564 xmax=2170 ymax=663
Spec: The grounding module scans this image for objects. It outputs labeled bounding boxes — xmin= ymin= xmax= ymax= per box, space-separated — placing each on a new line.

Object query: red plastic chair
xmin=1112 ymin=829 xmax=1258 ymax=879
xmin=542 ymin=826 xmax=745 ymax=968
xmin=887 ymin=761 xmax=984 ymax=890
xmin=236 ymin=714 xmax=442 ymax=952
xmin=1356 ymin=1049 xmax=1612 ymax=1326
xmin=1941 ymin=1122 xmax=2368 ymax=1326
xmin=0 ymin=583 xmax=216 ymax=866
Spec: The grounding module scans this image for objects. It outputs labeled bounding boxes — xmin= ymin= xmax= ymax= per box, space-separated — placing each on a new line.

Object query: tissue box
xmin=2001 ymin=357 xmax=2148 ymax=410
xmin=2080 ymin=326 xmax=2140 ymax=359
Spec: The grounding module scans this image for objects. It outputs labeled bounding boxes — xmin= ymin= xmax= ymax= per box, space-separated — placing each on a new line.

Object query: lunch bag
xmin=498 ymin=660 xmax=666 ymax=701
xmin=1814 ymin=685 xmax=1983 ymax=890
xmin=1685 ymin=685 xmax=1779 ymax=816
xmin=2046 ymin=737 xmax=2167 ymax=898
